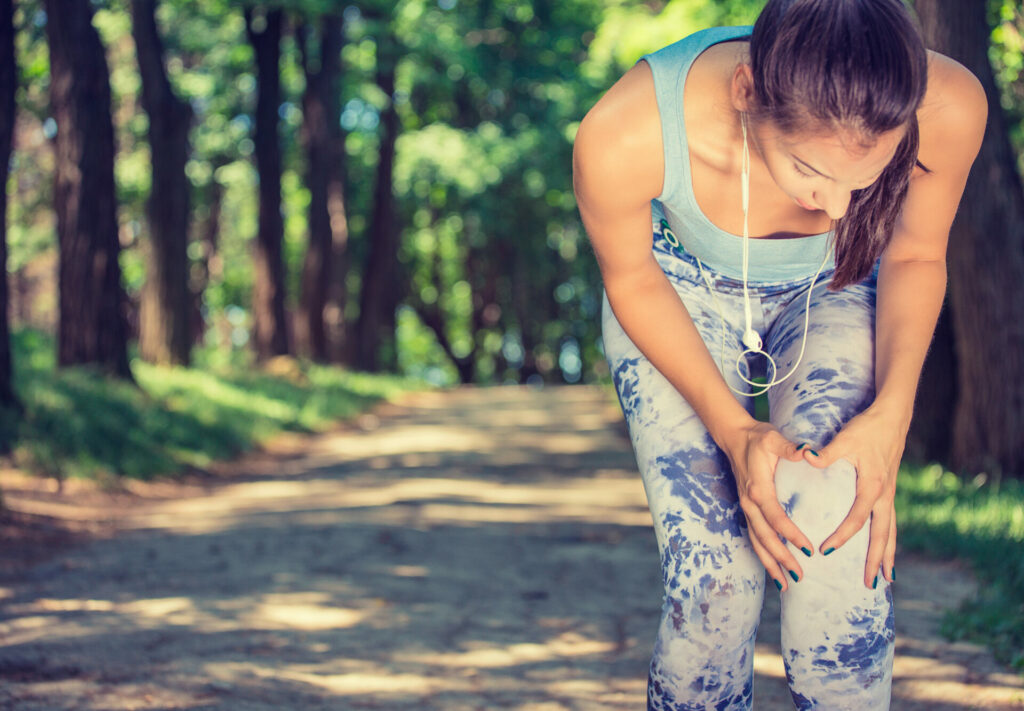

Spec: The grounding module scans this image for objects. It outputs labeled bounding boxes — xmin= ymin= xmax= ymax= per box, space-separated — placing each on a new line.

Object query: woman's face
xmin=747 ymin=119 xmax=906 ymax=220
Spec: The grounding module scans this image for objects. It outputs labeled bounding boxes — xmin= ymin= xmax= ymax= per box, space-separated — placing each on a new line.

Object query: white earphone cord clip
xmin=692 ymin=113 xmax=831 ymax=398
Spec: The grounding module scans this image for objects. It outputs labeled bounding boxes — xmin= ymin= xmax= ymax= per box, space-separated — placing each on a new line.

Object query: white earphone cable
xmin=691 ymin=112 xmax=831 ymax=398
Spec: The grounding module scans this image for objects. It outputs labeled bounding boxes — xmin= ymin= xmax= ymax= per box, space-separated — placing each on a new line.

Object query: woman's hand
xmin=799 ymin=405 xmax=907 ymax=588
xmin=722 ymin=421 xmax=814 ymax=592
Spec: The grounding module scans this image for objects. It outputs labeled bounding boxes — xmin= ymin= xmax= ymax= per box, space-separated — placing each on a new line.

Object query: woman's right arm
xmin=572 ymin=60 xmax=755 ymax=454
xmin=572 ymin=61 xmax=813 ymax=587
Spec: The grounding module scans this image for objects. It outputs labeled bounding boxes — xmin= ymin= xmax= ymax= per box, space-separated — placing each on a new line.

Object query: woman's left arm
xmin=804 ymin=56 xmax=989 ymax=588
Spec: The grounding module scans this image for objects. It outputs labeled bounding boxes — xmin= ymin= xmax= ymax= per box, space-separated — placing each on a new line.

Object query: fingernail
xmin=808 ymin=449 xmax=819 ymax=457
xmin=789 ymin=570 xmax=799 ymax=582
xmin=823 ymin=547 xmax=835 ymax=556
xmin=800 ymin=546 xmax=812 ymax=558
xmin=796 ymin=443 xmax=805 ymax=450
xmin=872 ymin=575 xmax=878 ymax=589
xmin=891 ymin=566 xmax=896 ymax=582
xmin=774 ymin=579 xmax=783 ymax=591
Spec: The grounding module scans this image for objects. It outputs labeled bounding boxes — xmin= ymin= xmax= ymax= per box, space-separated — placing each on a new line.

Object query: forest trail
xmin=1 ymin=385 xmax=1022 ymax=710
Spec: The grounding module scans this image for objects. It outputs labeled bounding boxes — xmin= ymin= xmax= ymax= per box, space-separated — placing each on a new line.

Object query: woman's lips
xmin=796 ymin=197 xmax=818 ymax=210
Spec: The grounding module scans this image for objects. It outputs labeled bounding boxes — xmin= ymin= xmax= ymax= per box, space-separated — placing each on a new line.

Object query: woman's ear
xmin=730 ymin=63 xmax=755 ymax=113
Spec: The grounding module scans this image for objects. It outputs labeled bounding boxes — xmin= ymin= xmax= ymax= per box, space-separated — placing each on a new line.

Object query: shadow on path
xmin=0 ymin=385 xmax=1021 ymax=710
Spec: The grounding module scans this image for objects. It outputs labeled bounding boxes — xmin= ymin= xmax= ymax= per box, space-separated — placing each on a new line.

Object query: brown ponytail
xmin=747 ymin=0 xmax=929 ymax=290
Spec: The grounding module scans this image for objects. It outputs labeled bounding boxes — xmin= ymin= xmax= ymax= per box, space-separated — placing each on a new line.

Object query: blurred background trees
xmin=0 ymin=0 xmax=16 ymax=424
xmin=0 ymin=0 xmax=1022 ymax=480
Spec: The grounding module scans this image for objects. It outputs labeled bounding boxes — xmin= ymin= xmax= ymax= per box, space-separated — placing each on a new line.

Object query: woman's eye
xmin=793 ymin=163 xmax=814 ymax=178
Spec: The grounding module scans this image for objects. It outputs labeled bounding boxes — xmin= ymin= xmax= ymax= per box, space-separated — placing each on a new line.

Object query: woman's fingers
xmin=780 ymin=437 xmax=805 ymax=462
xmin=820 ymin=468 xmax=884 ymax=554
xmin=746 ymin=516 xmax=790 ymax=592
xmin=741 ymin=499 xmax=804 ymax=585
xmin=862 ymin=501 xmax=890 ymax=588
xmin=732 ymin=425 xmax=820 ymax=590
xmin=882 ymin=500 xmax=897 ymax=584
xmin=759 ymin=496 xmax=814 ymax=558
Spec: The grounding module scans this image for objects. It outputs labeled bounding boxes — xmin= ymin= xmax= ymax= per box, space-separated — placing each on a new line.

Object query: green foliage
xmin=7 ymin=0 xmax=54 ymax=274
xmin=7 ymin=328 xmax=430 ymax=482
xmin=583 ymin=0 xmax=758 ymax=80
xmin=990 ymin=0 xmax=1024 ymax=170
xmin=896 ymin=462 xmax=1024 ymax=669
xmin=6 ymin=0 xmax=1024 ymax=391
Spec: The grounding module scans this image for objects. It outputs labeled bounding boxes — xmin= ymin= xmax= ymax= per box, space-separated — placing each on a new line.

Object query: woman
xmin=572 ymin=0 xmax=986 ymax=708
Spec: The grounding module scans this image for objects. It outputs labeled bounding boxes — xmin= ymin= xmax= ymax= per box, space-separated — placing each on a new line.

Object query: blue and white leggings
xmin=601 ymin=221 xmax=894 ymax=710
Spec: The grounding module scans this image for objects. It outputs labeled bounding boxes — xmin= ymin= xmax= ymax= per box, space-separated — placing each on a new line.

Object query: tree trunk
xmin=905 ymin=294 xmax=956 ymax=465
xmin=0 ymin=0 xmax=19 ymax=419
xmin=409 ymin=233 xmax=476 ymax=383
xmin=327 ymin=183 xmax=352 ymax=366
xmin=44 ymin=0 xmax=133 ymax=380
xmin=297 ymin=16 xmax=349 ymax=363
xmin=916 ymin=0 xmax=1024 ymax=479
xmin=355 ymin=32 xmax=401 ymax=373
xmin=244 ymin=6 xmax=289 ymax=362
xmin=512 ymin=244 xmax=539 ymax=382
xmin=189 ymin=157 xmax=227 ymax=346
xmin=131 ymin=0 xmax=193 ymax=367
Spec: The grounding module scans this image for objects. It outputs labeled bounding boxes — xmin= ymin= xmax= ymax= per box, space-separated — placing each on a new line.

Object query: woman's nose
xmin=816 ymin=186 xmax=853 ymax=220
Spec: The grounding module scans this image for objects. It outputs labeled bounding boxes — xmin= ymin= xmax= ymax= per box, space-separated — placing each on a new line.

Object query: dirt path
xmin=0 ymin=385 xmax=1021 ymax=710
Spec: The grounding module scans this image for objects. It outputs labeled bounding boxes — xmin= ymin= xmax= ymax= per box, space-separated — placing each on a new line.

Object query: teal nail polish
xmin=796 ymin=443 xmax=805 ymax=450
xmin=800 ymin=546 xmax=812 ymax=557
xmin=789 ymin=570 xmax=799 ymax=582
xmin=808 ymin=449 xmax=819 ymax=457
xmin=774 ymin=579 xmax=783 ymax=591
xmin=891 ymin=566 xmax=896 ymax=582
xmin=872 ymin=575 xmax=878 ymax=589
xmin=823 ymin=547 xmax=835 ymax=556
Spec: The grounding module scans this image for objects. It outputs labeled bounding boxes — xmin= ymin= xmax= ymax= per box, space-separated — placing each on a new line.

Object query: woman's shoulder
xmin=580 ymin=24 xmax=745 ymax=129
xmin=575 ymin=59 xmax=664 ymax=204
xmin=917 ymin=50 xmax=988 ymax=173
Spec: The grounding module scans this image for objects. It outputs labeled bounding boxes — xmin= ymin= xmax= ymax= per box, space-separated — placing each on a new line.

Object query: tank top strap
xmin=637 ymin=26 xmax=752 ymax=205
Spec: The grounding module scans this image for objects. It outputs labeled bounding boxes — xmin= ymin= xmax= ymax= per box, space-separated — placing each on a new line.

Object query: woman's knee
xmin=774 ymin=457 xmax=887 ymax=600
xmin=774 ymin=458 xmax=894 ymax=706
xmin=653 ymin=567 xmax=764 ymax=668
xmin=773 ymin=457 xmax=863 ymax=555
xmin=654 ymin=512 xmax=764 ymax=635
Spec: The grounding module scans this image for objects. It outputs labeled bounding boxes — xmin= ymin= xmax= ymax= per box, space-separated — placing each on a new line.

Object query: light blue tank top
xmin=639 ymin=26 xmax=836 ymax=282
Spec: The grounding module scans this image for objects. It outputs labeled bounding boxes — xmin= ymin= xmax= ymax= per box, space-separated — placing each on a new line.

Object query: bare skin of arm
xmin=572 ymin=60 xmax=813 ymax=591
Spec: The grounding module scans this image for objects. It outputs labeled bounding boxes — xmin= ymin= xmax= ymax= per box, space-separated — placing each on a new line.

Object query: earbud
xmin=742 ymin=329 xmax=762 ymax=352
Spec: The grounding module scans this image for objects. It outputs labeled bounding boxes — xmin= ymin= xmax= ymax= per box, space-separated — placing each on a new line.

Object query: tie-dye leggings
xmin=601 ymin=221 xmax=894 ymax=710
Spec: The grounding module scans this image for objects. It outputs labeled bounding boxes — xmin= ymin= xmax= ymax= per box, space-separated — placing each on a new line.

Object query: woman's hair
xmin=747 ymin=0 xmax=929 ymax=291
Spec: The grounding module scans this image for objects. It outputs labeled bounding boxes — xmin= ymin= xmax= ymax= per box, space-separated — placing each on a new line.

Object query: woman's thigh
xmin=763 ymin=271 xmax=878 ymax=448
xmin=600 ymin=269 xmax=757 ymax=543
xmin=600 ymin=265 xmax=766 ymax=589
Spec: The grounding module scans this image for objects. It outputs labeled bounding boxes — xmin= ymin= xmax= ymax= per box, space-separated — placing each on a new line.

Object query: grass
xmin=0 ymin=328 xmax=435 ymax=485
xmin=895 ymin=462 xmax=1024 ymax=670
